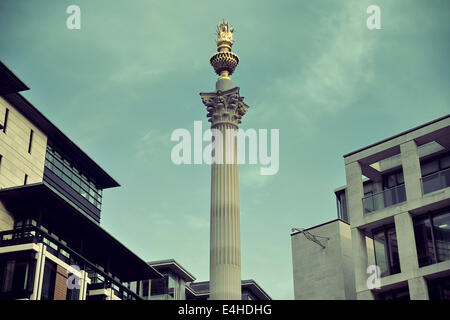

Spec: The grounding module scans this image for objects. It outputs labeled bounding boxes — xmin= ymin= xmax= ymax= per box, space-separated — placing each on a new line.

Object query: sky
xmin=0 ymin=0 xmax=449 ymax=299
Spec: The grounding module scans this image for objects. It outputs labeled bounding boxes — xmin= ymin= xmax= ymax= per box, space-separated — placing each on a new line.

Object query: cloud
xmin=134 ymin=129 xmax=171 ymax=162
xmin=240 ymin=166 xmax=270 ymax=188
xmin=258 ymin=2 xmax=376 ymax=131
xmin=184 ymin=214 xmax=209 ymax=230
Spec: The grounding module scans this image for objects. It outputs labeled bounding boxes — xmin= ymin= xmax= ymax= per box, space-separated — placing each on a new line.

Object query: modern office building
xmin=140 ymin=259 xmax=271 ymax=300
xmin=292 ymin=114 xmax=450 ymax=300
xmin=141 ymin=259 xmax=196 ymax=300
xmin=0 ymin=61 xmax=162 ymax=300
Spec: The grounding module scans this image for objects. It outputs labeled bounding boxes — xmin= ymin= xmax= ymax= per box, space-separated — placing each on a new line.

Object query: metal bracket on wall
xmin=291 ymin=228 xmax=330 ymax=249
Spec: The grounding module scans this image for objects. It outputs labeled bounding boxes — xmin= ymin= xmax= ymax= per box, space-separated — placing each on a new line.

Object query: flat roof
xmin=148 ymin=259 xmax=196 ymax=282
xmin=290 ymin=218 xmax=348 ymax=237
xmin=187 ymin=279 xmax=272 ymax=300
xmin=0 ymin=61 xmax=29 ymax=94
xmin=343 ymin=114 xmax=450 ymax=158
xmin=0 ymin=60 xmax=119 ymax=189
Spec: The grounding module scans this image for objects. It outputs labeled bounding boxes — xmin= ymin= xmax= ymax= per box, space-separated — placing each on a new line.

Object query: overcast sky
xmin=1 ymin=0 xmax=449 ymax=299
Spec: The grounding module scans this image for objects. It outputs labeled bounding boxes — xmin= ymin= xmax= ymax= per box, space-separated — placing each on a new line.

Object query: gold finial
xmin=216 ymin=21 xmax=234 ymax=52
xmin=210 ymin=21 xmax=239 ymax=80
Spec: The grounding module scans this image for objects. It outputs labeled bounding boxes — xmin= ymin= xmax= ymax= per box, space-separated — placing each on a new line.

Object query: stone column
xmin=345 ymin=161 xmax=364 ymax=224
xmin=408 ymin=277 xmax=429 ymax=300
xmin=400 ymin=140 xmax=422 ymax=201
xmin=201 ymin=87 xmax=248 ymax=300
xmin=394 ymin=212 xmax=419 ymax=273
xmin=200 ymin=21 xmax=249 ymax=300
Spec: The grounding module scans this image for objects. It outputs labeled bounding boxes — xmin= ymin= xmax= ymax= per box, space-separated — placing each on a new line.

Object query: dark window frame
xmin=376 ymin=285 xmax=410 ymax=300
xmin=372 ymin=224 xmax=401 ymax=277
xmin=421 ymin=152 xmax=450 ymax=178
xmin=44 ymin=144 xmax=103 ymax=209
xmin=2 ymin=108 xmax=9 ymax=133
xmin=414 ymin=208 xmax=450 ymax=267
xmin=427 ymin=275 xmax=450 ymax=300
xmin=28 ymin=129 xmax=34 ymax=154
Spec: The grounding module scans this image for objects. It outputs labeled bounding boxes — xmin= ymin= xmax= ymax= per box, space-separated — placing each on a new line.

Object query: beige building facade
xmin=0 ymin=96 xmax=47 ymax=232
xmin=291 ymin=220 xmax=355 ymax=300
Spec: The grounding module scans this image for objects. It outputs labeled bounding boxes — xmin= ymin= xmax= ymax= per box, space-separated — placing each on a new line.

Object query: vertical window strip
xmin=28 ymin=129 xmax=34 ymax=154
xmin=2 ymin=108 xmax=9 ymax=133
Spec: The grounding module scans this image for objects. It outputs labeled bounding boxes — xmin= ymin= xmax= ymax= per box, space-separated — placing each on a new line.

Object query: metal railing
xmin=363 ymin=184 xmax=406 ymax=214
xmin=421 ymin=168 xmax=450 ymax=195
xmin=0 ymin=226 xmax=142 ymax=300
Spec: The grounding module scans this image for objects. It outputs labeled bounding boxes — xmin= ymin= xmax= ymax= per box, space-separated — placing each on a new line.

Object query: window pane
xmin=428 ymin=275 xmax=450 ymax=300
xmin=41 ymin=260 xmax=56 ymax=300
xmin=414 ymin=216 xmax=436 ymax=266
xmin=377 ymin=286 xmax=410 ymax=300
xmin=396 ymin=172 xmax=404 ymax=185
xmin=142 ymin=280 xmax=149 ymax=298
xmin=387 ymin=227 xmax=400 ymax=274
xmin=432 ymin=212 xmax=450 ymax=263
xmin=421 ymin=160 xmax=439 ymax=176
xmin=373 ymin=230 xmax=389 ymax=277
xmin=150 ymin=277 xmax=167 ymax=296
xmin=440 ymin=154 xmax=450 ymax=170
xmin=386 ymin=175 xmax=396 ymax=188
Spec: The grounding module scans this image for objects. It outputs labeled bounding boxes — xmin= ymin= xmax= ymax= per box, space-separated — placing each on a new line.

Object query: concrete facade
xmin=291 ymin=220 xmax=355 ymax=300
xmin=344 ymin=115 xmax=450 ymax=300
xmin=292 ymin=114 xmax=450 ymax=300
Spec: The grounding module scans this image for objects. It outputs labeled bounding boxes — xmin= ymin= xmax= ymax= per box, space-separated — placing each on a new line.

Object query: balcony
xmin=0 ymin=226 xmax=142 ymax=300
xmin=421 ymin=168 xmax=450 ymax=195
xmin=363 ymin=184 xmax=406 ymax=213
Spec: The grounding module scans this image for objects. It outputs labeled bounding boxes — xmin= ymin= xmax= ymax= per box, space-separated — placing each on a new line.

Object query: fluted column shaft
xmin=210 ymin=122 xmax=241 ymax=300
xmin=201 ymin=86 xmax=248 ymax=300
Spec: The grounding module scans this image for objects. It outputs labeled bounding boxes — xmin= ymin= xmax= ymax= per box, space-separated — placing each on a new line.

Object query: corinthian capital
xmin=200 ymin=87 xmax=249 ymax=128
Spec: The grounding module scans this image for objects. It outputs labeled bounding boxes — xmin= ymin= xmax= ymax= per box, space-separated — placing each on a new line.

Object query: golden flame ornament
xmin=210 ymin=21 xmax=239 ymax=80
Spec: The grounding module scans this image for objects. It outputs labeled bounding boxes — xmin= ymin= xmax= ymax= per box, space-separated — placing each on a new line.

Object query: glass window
xmin=432 ymin=212 xmax=450 ymax=263
xmin=168 ymin=274 xmax=177 ymax=298
xmin=386 ymin=175 xmax=397 ymax=189
xmin=414 ymin=215 xmax=436 ymax=266
xmin=440 ymin=154 xmax=450 ymax=170
xmin=376 ymin=286 xmax=410 ymax=300
xmin=421 ymin=159 xmax=439 ymax=176
xmin=45 ymin=146 xmax=103 ymax=208
xmin=428 ymin=275 xmax=450 ymax=300
xmin=150 ymin=277 xmax=168 ymax=296
xmin=396 ymin=172 xmax=404 ymax=185
xmin=53 ymin=159 xmax=63 ymax=172
xmin=66 ymin=286 xmax=80 ymax=300
xmin=28 ymin=129 xmax=34 ymax=154
xmin=3 ymin=108 xmax=9 ymax=133
xmin=0 ymin=259 xmax=35 ymax=297
xmin=387 ymin=227 xmax=400 ymax=274
xmin=40 ymin=260 xmax=56 ymax=300
xmin=373 ymin=230 xmax=389 ymax=277
xmin=72 ymin=175 xmax=81 ymax=188
xmin=373 ymin=225 xmax=401 ymax=277
xmin=141 ymin=280 xmax=149 ymax=298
